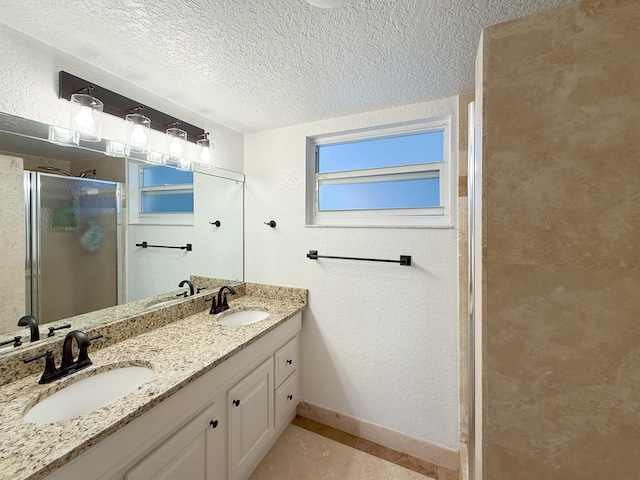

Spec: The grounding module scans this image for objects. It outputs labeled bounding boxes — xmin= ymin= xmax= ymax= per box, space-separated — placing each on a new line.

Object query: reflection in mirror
xmin=0 ymin=112 xmax=244 ymax=350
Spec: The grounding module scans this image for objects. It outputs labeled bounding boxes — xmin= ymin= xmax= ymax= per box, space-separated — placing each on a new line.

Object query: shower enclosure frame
xmin=24 ymin=171 xmax=123 ymax=323
xmin=467 ymin=100 xmax=482 ymax=480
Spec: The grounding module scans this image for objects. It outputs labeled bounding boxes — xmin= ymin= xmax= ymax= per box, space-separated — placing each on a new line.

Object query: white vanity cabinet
xmin=44 ymin=312 xmax=302 ymax=480
xmin=274 ymin=336 xmax=300 ymax=428
xmin=228 ymin=359 xmax=274 ymax=480
xmin=227 ymin=334 xmax=301 ymax=480
xmin=125 ymin=400 xmax=224 ymax=480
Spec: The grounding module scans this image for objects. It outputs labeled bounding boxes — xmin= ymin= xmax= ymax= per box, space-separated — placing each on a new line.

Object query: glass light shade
xmin=178 ymin=157 xmax=194 ymax=171
xmin=148 ymin=151 xmax=166 ymax=165
xmin=166 ymin=127 xmax=188 ymax=162
xmin=105 ymin=141 xmax=126 ymax=157
xmin=69 ymin=93 xmax=103 ymax=142
xmin=48 ymin=126 xmax=79 ymax=146
xmin=197 ymin=138 xmax=214 ymax=168
xmin=125 ymin=113 xmax=151 ymax=154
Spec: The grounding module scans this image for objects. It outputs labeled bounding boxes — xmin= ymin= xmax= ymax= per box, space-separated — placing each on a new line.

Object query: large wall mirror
xmin=0 ymin=112 xmax=244 ymax=350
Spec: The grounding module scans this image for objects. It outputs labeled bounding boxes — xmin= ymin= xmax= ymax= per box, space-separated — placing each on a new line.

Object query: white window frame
xmin=306 ymin=119 xmax=451 ymax=227
xmin=127 ymin=160 xmax=194 ymax=225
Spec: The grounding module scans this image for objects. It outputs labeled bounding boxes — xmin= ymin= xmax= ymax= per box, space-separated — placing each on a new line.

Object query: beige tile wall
xmin=0 ymin=154 xmax=25 ymax=335
xmin=479 ymin=1 xmax=640 ymax=478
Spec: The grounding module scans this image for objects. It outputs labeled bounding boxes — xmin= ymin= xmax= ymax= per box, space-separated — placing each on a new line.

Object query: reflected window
xmin=139 ymin=166 xmax=194 ymax=214
xmin=128 ymin=162 xmax=194 ymax=225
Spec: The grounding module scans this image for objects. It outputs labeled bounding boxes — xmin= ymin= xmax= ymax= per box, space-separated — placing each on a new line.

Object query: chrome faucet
xmin=23 ymin=330 xmax=104 ymax=384
xmin=18 ymin=315 xmax=40 ymax=342
xmin=178 ymin=279 xmax=195 ymax=296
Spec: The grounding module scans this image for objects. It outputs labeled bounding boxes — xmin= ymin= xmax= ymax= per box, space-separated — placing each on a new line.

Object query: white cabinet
xmin=45 ymin=313 xmax=302 ymax=480
xmin=125 ymin=401 xmax=224 ymax=480
xmin=275 ymin=369 xmax=299 ymax=427
xmin=274 ymin=336 xmax=298 ymax=387
xmin=273 ymin=336 xmax=300 ymax=430
xmin=228 ymin=359 xmax=274 ymax=480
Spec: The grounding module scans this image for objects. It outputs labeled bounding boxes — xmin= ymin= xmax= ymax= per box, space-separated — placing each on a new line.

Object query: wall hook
xmin=209 ymin=220 xmax=221 ymax=227
xmin=264 ymin=220 xmax=277 ymax=228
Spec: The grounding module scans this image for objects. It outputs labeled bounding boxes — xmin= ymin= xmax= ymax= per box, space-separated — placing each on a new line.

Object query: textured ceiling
xmin=0 ymin=0 xmax=576 ymax=133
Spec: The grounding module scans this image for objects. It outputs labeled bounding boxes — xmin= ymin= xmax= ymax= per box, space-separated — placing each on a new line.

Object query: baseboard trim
xmin=296 ymin=402 xmax=459 ymax=479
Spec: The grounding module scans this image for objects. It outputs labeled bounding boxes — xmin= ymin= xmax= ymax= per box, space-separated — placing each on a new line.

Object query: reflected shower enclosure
xmin=24 ymin=172 xmax=121 ymax=325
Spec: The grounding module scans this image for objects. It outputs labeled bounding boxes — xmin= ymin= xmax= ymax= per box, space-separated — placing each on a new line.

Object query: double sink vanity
xmin=0 ymin=282 xmax=307 ymax=480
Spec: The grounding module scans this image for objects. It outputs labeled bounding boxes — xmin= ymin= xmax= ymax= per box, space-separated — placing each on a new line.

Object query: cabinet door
xmin=125 ymin=402 xmax=222 ymax=480
xmin=228 ymin=358 xmax=274 ymax=480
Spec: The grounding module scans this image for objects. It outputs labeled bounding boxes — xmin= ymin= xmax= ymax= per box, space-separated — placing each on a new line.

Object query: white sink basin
xmin=23 ymin=366 xmax=153 ymax=424
xmin=218 ymin=310 xmax=269 ymax=326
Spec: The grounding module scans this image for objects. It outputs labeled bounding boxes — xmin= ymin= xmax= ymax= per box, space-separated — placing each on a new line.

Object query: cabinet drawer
xmin=275 ymin=370 xmax=299 ymax=428
xmin=274 ymin=336 xmax=298 ymax=387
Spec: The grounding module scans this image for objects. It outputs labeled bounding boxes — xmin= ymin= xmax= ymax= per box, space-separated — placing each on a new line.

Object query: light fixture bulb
xmin=74 ymin=106 xmax=95 ymax=129
xmin=200 ymin=147 xmax=211 ymax=163
xmin=125 ymin=112 xmax=151 ymax=154
xmin=166 ymin=126 xmax=188 ymax=163
xmin=197 ymin=136 xmax=213 ymax=168
xmin=306 ymin=0 xmax=350 ymax=8
xmin=131 ymin=124 xmax=148 ymax=146
xmin=170 ymin=136 xmax=184 ymax=156
xmin=69 ymin=93 xmax=103 ymax=142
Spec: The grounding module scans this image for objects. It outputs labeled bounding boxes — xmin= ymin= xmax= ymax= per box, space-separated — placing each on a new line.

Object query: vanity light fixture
xmin=305 ymin=0 xmax=350 ymax=8
xmin=69 ymin=86 xmax=103 ymax=142
xmin=125 ymin=107 xmax=151 ymax=155
xmin=58 ymin=71 xmax=205 ymax=142
xmin=197 ymin=132 xmax=214 ymax=168
xmin=166 ymin=123 xmax=188 ymax=163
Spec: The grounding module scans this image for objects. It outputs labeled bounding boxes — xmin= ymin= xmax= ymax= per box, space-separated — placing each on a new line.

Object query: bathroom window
xmin=306 ymin=120 xmax=451 ymax=227
xmin=128 ymin=161 xmax=194 ymax=225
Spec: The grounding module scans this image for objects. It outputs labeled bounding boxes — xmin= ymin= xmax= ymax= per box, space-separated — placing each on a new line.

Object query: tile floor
xmin=249 ymin=420 xmax=437 ymax=480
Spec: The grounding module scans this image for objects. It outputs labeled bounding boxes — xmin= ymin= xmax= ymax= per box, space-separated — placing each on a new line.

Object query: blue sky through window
xmin=319 ymin=177 xmax=440 ymax=211
xmin=318 ymin=130 xmax=444 ymax=174
xmin=141 ymin=192 xmax=194 ymax=213
xmin=142 ymin=166 xmax=193 ymax=186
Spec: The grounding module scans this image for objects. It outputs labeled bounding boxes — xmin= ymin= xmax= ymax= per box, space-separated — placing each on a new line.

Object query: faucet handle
xmin=0 ymin=336 xmax=22 ymax=348
xmin=47 ymin=323 xmax=71 ymax=337
xmin=24 ymin=350 xmax=58 ymax=384
xmin=205 ymin=296 xmax=217 ymax=315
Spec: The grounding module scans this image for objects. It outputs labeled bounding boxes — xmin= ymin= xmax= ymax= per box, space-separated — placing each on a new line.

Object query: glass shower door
xmin=26 ymin=172 xmax=120 ymax=324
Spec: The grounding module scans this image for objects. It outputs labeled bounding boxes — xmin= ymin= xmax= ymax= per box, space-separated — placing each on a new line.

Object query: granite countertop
xmin=0 ymin=288 xmax=306 ymax=480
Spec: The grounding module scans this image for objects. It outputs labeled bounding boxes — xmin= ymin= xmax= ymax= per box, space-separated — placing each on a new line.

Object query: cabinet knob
xmin=286 ymin=359 xmax=293 ymax=365
xmin=287 ymin=394 xmax=293 ymax=401
xmin=233 ymin=399 xmax=240 ymax=407
xmin=210 ymin=419 xmax=219 ymax=428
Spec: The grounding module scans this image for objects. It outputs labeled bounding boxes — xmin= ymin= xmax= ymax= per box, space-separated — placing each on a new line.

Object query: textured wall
xmin=480 ymin=1 xmax=640 ymax=478
xmin=244 ymin=98 xmax=460 ymax=450
xmin=0 ymin=155 xmax=25 ymax=336
xmin=0 ymin=0 xmax=577 ymax=133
